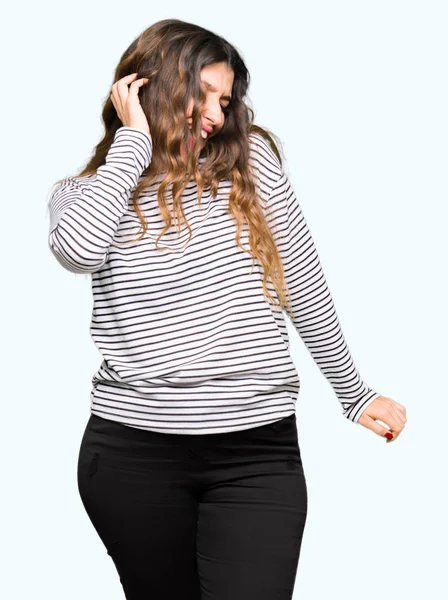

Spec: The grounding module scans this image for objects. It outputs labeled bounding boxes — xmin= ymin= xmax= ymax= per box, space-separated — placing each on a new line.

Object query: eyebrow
xmin=202 ymin=79 xmax=232 ymax=102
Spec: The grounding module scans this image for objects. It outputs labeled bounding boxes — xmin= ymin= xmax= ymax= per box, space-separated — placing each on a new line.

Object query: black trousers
xmin=77 ymin=412 xmax=308 ymax=600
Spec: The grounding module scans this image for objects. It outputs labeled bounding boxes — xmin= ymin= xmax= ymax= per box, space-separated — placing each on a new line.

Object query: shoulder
xmin=248 ymin=132 xmax=284 ymax=193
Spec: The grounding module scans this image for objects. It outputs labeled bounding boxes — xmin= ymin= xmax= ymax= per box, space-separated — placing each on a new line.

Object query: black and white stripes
xmin=48 ymin=126 xmax=380 ymax=434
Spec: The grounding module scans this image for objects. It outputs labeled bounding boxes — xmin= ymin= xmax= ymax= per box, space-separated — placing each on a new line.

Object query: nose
xmin=202 ymin=98 xmax=223 ymax=129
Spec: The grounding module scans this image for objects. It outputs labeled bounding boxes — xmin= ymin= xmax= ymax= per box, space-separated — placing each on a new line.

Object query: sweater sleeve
xmin=47 ymin=126 xmax=153 ymax=274
xmin=266 ymin=169 xmax=381 ymax=423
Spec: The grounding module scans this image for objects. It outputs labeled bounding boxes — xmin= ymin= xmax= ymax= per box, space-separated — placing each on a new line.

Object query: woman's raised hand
xmin=110 ymin=73 xmax=150 ymax=136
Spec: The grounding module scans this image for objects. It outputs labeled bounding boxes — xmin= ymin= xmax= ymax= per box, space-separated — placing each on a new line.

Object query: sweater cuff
xmin=344 ymin=391 xmax=382 ymax=424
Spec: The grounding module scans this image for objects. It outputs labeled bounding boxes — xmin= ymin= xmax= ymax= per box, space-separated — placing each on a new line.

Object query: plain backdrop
xmin=1 ymin=1 xmax=447 ymax=599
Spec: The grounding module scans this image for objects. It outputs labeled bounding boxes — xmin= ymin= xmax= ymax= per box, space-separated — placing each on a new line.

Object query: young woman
xmin=47 ymin=18 xmax=406 ymax=600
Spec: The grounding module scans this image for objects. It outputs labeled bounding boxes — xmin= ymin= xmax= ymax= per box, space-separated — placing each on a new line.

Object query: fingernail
xmin=384 ymin=432 xmax=393 ymax=439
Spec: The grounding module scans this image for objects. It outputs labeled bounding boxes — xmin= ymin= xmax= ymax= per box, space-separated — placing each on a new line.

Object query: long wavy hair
xmin=59 ymin=18 xmax=294 ymax=319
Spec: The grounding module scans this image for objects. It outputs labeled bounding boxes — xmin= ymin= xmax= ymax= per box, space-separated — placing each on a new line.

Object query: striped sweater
xmin=47 ymin=126 xmax=380 ymax=434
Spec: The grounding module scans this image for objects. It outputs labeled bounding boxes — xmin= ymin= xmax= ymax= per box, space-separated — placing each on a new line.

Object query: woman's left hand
xmin=358 ymin=395 xmax=407 ymax=443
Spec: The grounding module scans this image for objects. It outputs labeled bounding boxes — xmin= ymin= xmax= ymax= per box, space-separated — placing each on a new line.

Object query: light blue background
xmin=2 ymin=1 xmax=447 ymax=598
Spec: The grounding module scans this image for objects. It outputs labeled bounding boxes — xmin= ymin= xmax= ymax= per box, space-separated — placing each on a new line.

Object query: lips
xmin=187 ymin=121 xmax=213 ymax=139
xmin=200 ymin=125 xmax=213 ymax=139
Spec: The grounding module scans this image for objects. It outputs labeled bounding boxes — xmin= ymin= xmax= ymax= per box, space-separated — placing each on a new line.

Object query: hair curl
xmin=58 ymin=18 xmax=294 ymax=319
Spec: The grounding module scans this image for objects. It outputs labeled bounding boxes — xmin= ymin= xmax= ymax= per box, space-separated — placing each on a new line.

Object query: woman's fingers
xmin=384 ymin=411 xmax=404 ymax=442
xmin=362 ymin=412 xmax=401 ymax=441
xmin=110 ymin=73 xmax=150 ymax=133
xmin=391 ymin=404 xmax=407 ymax=428
xmin=128 ymin=77 xmax=149 ymax=102
xmin=115 ymin=73 xmax=138 ymax=105
xmin=358 ymin=395 xmax=407 ymax=443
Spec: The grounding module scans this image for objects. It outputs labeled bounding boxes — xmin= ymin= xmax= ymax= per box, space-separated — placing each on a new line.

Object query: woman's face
xmin=182 ymin=61 xmax=234 ymax=159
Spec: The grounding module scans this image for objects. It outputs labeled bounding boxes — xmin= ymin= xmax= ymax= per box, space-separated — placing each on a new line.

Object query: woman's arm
xmin=266 ymin=169 xmax=381 ymax=424
xmin=47 ymin=126 xmax=152 ymax=274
